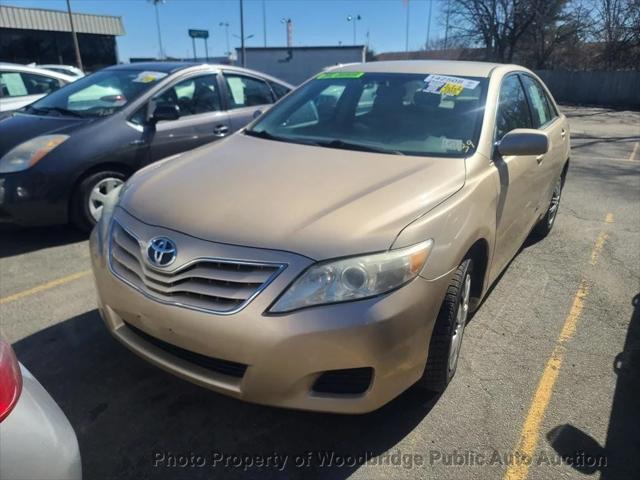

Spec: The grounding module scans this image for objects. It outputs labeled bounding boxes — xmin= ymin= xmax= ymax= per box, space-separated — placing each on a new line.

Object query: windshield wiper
xmin=244 ymin=129 xmax=320 ymax=147
xmin=23 ymin=105 xmax=48 ymax=115
xmin=37 ymin=106 xmax=85 ymax=118
xmin=318 ymin=139 xmax=404 ymax=155
xmin=244 ymin=129 xmax=284 ymax=141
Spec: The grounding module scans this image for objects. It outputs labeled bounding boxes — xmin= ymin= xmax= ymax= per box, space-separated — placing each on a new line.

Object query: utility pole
xmin=262 ymin=0 xmax=267 ymax=47
xmin=66 ymin=0 xmax=83 ymax=70
xmin=240 ymin=0 xmax=246 ymax=67
xmin=281 ymin=18 xmax=292 ymax=47
xmin=444 ymin=0 xmax=451 ymax=50
xmin=426 ymin=0 xmax=433 ymax=49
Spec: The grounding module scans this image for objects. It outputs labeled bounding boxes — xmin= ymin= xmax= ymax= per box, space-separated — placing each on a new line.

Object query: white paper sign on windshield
xmin=424 ymin=75 xmax=480 ymax=90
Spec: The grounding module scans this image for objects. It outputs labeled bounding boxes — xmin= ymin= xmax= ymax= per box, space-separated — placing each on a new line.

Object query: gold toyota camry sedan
xmin=90 ymin=61 xmax=570 ymax=413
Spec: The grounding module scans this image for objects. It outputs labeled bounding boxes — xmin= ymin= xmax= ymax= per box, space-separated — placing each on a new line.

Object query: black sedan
xmin=0 ymin=62 xmax=292 ymax=230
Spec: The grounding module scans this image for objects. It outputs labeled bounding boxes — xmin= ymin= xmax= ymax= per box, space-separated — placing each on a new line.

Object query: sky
xmin=7 ymin=0 xmax=448 ymax=61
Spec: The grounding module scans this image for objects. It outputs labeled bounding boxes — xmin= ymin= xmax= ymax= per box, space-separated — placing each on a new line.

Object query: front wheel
xmin=418 ymin=258 xmax=473 ymax=392
xmin=71 ymin=171 xmax=126 ymax=232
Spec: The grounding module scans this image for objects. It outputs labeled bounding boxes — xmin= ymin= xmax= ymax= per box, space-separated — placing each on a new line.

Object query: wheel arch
xmin=561 ymin=158 xmax=570 ymax=187
xmin=464 ymin=238 xmax=490 ymax=301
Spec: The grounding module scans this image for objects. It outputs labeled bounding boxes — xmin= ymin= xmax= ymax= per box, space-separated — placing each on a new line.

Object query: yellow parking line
xmin=503 ymin=212 xmax=613 ymax=480
xmin=0 ymin=270 xmax=91 ymax=305
xmin=590 ymin=232 xmax=608 ymax=265
xmin=629 ymin=142 xmax=639 ymax=162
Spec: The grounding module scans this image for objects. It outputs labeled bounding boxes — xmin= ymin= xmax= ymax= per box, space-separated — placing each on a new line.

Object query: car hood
xmin=121 ymin=134 xmax=466 ymax=260
xmin=0 ymin=112 xmax=88 ymax=156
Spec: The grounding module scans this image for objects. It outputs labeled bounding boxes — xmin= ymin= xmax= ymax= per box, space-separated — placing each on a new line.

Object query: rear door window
xmin=269 ymin=81 xmax=291 ymax=99
xmin=520 ymin=75 xmax=554 ymax=128
xmin=0 ymin=71 xmax=61 ymax=97
xmin=223 ymin=74 xmax=274 ymax=108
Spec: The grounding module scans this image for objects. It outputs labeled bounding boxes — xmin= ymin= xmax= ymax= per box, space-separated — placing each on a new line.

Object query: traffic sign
xmin=188 ymin=29 xmax=209 ymax=39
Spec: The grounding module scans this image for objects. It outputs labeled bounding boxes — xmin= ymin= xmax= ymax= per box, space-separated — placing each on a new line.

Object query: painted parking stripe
xmin=629 ymin=142 xmax=639 ymax=162
xmin=503 ymin=212 xmax=613 ymax=480
xmin=0 ymin=270 xmax=91 ymax=305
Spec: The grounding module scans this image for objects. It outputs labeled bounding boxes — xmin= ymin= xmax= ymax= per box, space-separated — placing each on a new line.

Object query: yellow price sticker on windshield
xmin=440 ymin=83 xmax=464 ymax=96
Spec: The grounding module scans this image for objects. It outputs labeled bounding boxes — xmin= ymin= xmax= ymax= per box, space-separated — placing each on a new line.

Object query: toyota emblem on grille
xmin=147 ymin=237 xmax=177 ymax=267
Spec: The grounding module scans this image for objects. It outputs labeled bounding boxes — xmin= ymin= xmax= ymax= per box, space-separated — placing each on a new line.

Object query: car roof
xmin=329 ymin=60 xmax=514 ymax=78
xmin=38 ymin=64 xmax=81 ymax=70
xmin=105 ymin=62 xmax=198 ymax=73
xmin=104 ymin=62 xmax=294 ymax=87
xmin=0 ymin=62 xmax=76 ymax=81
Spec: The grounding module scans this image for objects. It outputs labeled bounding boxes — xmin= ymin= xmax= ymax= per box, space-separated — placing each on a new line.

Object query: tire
xmin=532 ymin=175 xmax=563 ymax=239
xmin=71 ymin=170 xmax=126 ymax=232
xmin=418 ymin=258 xmax=473 ymax=392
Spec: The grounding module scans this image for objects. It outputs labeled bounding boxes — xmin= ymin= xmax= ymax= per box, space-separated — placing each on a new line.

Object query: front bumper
xmin=0 ymin=172 xmax=68 ymax=226
xmin=0 ymin=365 xmax=82 ymax=480
xmin=91 ymin=209 xmax=452 ymax=414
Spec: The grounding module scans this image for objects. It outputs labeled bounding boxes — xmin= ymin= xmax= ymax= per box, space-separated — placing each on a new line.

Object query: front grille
xmin=109 ymin=221 xmax=284 ymax=314
xmin=124 ymin=322 xmax=247 ymax=378
xmin=312 ymin=368 xmax=374 ymax=395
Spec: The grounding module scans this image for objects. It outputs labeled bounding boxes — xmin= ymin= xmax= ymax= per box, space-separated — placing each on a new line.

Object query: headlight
xmin=270 ymin=240 xmax=434 ymax=313
xmin=0 ymin=135 xmax=69 ymax=173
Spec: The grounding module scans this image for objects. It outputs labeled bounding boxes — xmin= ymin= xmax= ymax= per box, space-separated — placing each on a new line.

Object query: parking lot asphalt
xmin=1 ymin=106 xmax=639 ymax=480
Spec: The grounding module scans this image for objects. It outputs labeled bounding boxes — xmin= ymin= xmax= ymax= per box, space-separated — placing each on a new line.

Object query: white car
xmin=0 ymin=338 xmax=82 ymax=480
xmin=0 ymin=63 xmax=75 ymax=112
xmin=36 ymin=64 xmax=85 ymax=79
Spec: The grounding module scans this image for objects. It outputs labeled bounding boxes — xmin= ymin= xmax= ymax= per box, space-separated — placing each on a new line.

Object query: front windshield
xmin=247 ymin=72 xmax=487 ymax=157
xmin=27 ymin=69 xmax=168 ymax=118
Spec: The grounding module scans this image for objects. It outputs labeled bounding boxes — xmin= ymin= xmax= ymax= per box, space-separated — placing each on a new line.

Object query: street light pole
xmin=219 ymin=22 xmax=230 ymax=56
xmin=151 ymin=0 xmax=165 ymax=60
xmin=65 ymin=0 xmax=83 ymax=71
xmin=405 ymin=1 xmax=410 ymax=52
xmin=347 ymin=15 xmax=361 ymax=45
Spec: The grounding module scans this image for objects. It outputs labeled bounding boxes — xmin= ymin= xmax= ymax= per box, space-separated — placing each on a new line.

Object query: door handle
xmin=213 ymin=125 xmax=229 ymax=137
xmin=536 ymin=155 xmax=544 ymax=165
xmin=561 ymin=129 xmax=566 ymax=139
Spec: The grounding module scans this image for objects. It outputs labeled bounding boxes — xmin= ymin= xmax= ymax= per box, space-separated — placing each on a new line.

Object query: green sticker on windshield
xmin=316 ymin=72 xmax=365 ymax=80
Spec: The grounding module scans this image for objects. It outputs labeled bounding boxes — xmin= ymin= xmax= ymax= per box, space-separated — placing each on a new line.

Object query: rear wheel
xmin=71 ymin=171 xmax=125 ymax=232
xmin=418 ymin=259 xmax=473 ymax=392
xmin=532 ymin=175 xmax=562 ymax=239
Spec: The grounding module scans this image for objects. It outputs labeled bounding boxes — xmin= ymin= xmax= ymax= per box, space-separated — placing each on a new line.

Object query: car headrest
xmin=413 ymin=90 xmax=441 ymax=108
xmin=372 ymin=85 xmax=404 ymax=111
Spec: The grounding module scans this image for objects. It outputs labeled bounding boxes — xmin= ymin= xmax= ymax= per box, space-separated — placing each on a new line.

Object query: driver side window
xmin=154 ymin=74 xmax=221 ymax=119
xmin=495 ymin=75 xmax=532 ymax=141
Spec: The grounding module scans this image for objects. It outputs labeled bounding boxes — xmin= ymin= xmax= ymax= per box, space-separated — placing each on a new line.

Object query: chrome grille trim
xmin=107 ymin=220 xmax=287 ymax=315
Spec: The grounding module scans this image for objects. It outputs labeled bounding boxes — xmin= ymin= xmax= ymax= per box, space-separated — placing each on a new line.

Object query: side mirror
xmin=497 ymin=129 xmax=549 ymax=156
xmin=147 ymin=101 xmax=180 ymax=124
